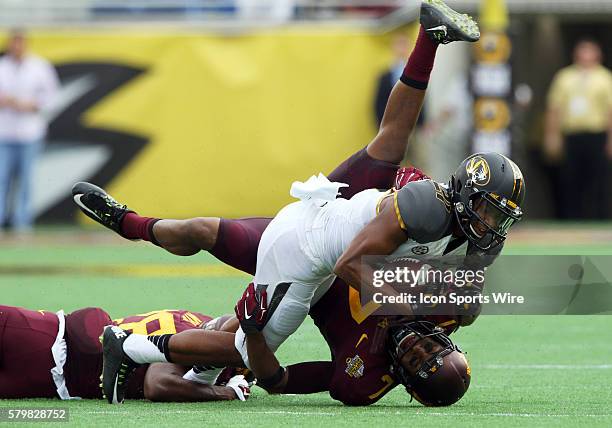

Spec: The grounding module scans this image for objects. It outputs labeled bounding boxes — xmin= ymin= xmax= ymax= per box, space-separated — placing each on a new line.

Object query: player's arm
xmin=234 ymin=290 xmax=335 ymax=395
xmin=333 ymin=200 xmax=413 ymax=316
xmin=233 ymin=284 xmax=289 ymax=394
xmin=242 ymin=333 xmax=333 ymax=395
xmin=143 ymin=363 xmax=239 ymax=402
xmin=234 ymin=286 xmax=333 ymax=395
xmin=244 ymin=331 xmax=288 ymax=394
xmin=202 ymin=314 xmax=239 ymax=333
xmin=335 ymin=181 xmax=450 ymax=317
xmin=219 ymin=316 xmax=239 ymax=332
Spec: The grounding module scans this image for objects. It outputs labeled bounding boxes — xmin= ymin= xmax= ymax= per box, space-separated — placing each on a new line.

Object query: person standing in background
xmin=545 ymin=38 xmax=612 ymax=219
xmin=0 ymin=29 xmax=59 ymax=231
xmin=374 ymin=34 xmax=425 ymax=128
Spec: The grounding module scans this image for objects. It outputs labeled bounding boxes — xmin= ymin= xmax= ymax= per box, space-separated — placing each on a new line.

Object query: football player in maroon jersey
xmin=0 ymin=305 xmax=248 ymax=401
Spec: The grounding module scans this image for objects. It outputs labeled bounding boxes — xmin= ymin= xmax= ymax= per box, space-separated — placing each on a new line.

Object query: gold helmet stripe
xmin=501 ymin=155 xmax=524 ymax=204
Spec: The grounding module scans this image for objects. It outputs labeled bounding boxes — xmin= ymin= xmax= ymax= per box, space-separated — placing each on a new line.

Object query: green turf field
xmin=1 ymin=227 xmax=612 ymax=427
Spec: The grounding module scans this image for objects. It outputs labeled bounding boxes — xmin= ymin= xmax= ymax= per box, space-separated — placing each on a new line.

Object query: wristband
xmin=257 ymin=366 xmax=286 ymax=389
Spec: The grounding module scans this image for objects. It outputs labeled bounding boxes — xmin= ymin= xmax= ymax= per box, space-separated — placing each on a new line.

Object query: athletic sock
xmin=400 ymin=26 xmax=439 ymax=90
xmin=122 ymin=334 xmax=173 ymax=364
xmin=183 ymin=366 xmax=223 ymax=385
xmin=120 ymin=213 xmax=161 ymax=245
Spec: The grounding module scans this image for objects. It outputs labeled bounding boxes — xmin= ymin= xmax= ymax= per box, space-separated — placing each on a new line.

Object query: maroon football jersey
xmin=64 ymin=308 xmax=212 ymax=399
xmin=0 ymin=306 xmax=60 ymax=398
xmin=309 ymin=281 xmax=399 ymax=405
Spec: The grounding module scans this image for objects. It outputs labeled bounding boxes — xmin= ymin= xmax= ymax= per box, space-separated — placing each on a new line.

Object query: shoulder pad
xmin=394 ymin=180 xmax=452 ymax=243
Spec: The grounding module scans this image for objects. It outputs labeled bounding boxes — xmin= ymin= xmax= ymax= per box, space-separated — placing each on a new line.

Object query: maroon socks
xmin=400 ymin=26 xmax=439 ymax=90
xmin=120 ymin=212 xmax=160 ymax=245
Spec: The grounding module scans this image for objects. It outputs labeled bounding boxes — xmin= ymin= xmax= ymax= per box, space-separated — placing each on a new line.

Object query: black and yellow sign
xmin=2 ymin=28 xmax=411 ymax=220
xmin=473 ymin=32 xmax=512 ymax=63
xmin=474 ymin=98 xmax=511 ymax=131
xmin=471 ymin=0 xmax=513 ymax=156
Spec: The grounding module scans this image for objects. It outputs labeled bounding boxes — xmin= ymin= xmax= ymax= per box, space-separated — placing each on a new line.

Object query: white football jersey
xmin=293 ymin=182 xmax=466 ymax=274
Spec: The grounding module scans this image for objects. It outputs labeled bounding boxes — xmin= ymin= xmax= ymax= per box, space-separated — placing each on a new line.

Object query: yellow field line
xmin=0 ymin=263 xmax=251 ymax=278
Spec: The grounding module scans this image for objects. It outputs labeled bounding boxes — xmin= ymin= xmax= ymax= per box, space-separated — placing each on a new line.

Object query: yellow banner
xmin=16 ymin=28 xmax=414 ymax=219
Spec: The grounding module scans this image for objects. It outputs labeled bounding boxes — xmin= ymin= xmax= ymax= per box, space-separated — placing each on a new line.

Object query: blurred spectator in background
xmin=374 ymin=33 xmax=426 ymax=167
xmin=374 ymin=34 xmax=424 ymax=127
xmin=545 ymin=39 xmax=612 ymax=219
xmin=236 ymin=0 xmax=295 ymax=22
xmin=0 ymin=29 xmax=59 ymax=231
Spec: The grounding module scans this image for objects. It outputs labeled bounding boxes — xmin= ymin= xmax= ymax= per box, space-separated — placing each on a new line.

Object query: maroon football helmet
xmin=388 ymin=320 xmax=471 ymax=406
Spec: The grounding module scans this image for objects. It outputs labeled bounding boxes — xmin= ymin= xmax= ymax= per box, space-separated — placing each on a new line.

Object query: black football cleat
xmin=72 ymin=182 xmax=135 ymax=239
xmin=101 ymin=326 xmax=140 ymax=404
xmin=420 ymin=0 xmax=480 ymax=44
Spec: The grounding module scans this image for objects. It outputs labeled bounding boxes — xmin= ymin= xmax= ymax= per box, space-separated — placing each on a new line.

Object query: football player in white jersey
xmin=77 ymin=1 xmax=516 ymax=405
xmin=228 ymin=150 xmax=524 ymax=384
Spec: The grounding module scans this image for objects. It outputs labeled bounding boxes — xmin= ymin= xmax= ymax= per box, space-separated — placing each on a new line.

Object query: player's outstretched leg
xmin=72 ymin=182 xmax=220 ymax=256
xmin=420 ymin=0 xmax=480 ymax=44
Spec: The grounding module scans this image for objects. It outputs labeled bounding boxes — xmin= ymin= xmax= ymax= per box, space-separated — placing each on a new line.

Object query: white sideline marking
xmin=83 ymin=410 xmax=612 ymax=418
xmin=85 ymin=410 xmax=337 ymax=416
xmin=413 ymin=412 xmax=611 ymax=418
xmin=481 ymin=364 xmax=612 ymax=369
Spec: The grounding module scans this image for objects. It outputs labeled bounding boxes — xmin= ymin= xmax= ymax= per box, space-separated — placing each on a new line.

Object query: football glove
xmin=394 ymin=166 xmax=430 ymax=189
xmin=235 ymin=282 xmax=268 ymax=335
xmin=226 ymin=375 xmax=251 ymax=401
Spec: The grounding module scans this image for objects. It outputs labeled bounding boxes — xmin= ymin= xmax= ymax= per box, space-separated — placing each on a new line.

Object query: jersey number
xmin=367 ymin=375 xmax=395 ymax=400
xmin=433 ymin=182 xmax=451 ymax=212
xmin=348 ymin=288 xmax=380 ymax=324
xmin=116 ymin=310 xmax=177 ymax=335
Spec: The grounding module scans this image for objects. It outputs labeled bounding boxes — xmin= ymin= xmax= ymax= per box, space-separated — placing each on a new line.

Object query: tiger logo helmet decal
xmin=465 ymin=156 xmax=491 ymax=186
